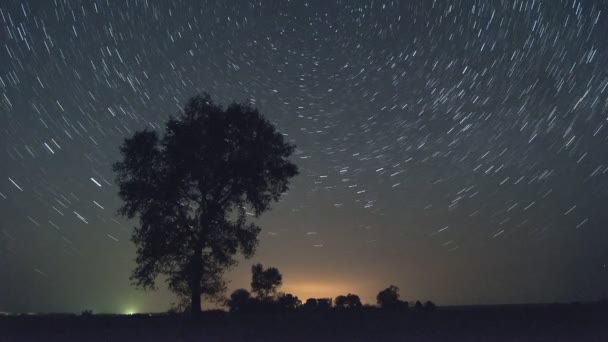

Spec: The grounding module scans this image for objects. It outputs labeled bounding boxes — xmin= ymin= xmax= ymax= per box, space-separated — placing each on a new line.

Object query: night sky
xmin=1 ymin=0 xmax=608 ymax=314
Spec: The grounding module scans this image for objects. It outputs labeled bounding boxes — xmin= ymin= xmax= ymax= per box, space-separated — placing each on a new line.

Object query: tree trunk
xmin=190 ymin=248 xmax=203 ymax=316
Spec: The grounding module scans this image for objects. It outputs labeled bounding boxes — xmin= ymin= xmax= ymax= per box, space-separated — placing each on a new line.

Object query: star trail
xmin=1 ymin=0 xmax=608 ymax=313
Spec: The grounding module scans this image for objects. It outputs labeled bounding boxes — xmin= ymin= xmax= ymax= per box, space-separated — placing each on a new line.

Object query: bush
xmin=277 ymin=293 xmax=301 ymax=311
xmin=228 ymin=289 xmax=253 ymax=313
xmin=377 ymin=285 xmax=407 ymax=311
xmin=335 ymin=294 xmax=362 ymax=309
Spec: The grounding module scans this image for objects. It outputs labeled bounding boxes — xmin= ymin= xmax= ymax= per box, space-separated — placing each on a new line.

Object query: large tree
xmin=113 ymin=94 xmax=298 ymax=315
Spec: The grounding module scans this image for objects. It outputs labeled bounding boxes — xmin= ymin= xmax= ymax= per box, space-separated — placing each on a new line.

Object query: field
xmin=1 ymin=302 xmax=607 ymax=341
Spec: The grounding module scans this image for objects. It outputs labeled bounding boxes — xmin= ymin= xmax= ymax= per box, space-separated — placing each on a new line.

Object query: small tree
xmin=335 ymin=293 xmax=362 ymax=309
xmin=250 ymin=263 xmax=282 ymax=299
xmin=113 ymin=94 xmax=298 ymax=315
xmin=377 ymin=285 xmax=402 ymax=310
xmin=227 ymin=288 xmax=253 ymax=313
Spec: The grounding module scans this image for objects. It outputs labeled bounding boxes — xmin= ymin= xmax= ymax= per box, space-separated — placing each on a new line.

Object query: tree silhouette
xmin=113 ymin=94 xmax=298 ymax=315
xmin=335 ymin=293 xmax=362 ymax=309
xmin=334 ymin=295 xmax=347 ymax=308
xmin=317 ymin=298 xmax=333 ymax=310
xmin=169 ymin=261 xmax=227 ymax=312
xmin=423 ymin=300 xmax=437 ymax=312
xmin=303 ymin=298 xmax=318 ymax=310
xmin=227 ymin=289 xmax=253 ymax=313
xmin=302 ymin=298 xmax=334 ymax=311
xmin=277 ymin=292 xmax=301 ymax=311
xmin=251 ymin=263 xmax=282 ymax=299
xmin=377 ymin=285 xmax=404 ymax=310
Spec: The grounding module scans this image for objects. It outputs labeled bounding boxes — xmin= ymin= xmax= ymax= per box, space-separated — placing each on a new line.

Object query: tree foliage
xmin=335 ymin=293 xmax=362 ymax=309
xmin=113 ymin=94 xmax=298 ymax=315
xmin=317 ymin=298 xmax=333 ymax=310
xmin=227 ymin=288 xmax=253 ymax=313
xmin=277 ymin=292 xmax=302 ymax=310
xmin=251 ymin=263 xmax=283 ymax=299
xmin=302 ymin=298 xmax=332 ymax=311
xmin=377 ymin=285 xmax=404 ymax=310
xmin=303 ymin=298 xmax=318 ymax=309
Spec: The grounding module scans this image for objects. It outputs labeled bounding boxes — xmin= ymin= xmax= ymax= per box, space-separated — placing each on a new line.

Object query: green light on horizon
xmin=123 ymin=307 xmax=137 ymax=315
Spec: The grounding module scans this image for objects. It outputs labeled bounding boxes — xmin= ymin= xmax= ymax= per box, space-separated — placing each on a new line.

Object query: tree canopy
xmin=113 ymin=94 xmax=298 ymax=315
xmin=227 ymin=288 xmax=252 ymax=313
xmin=251 ymin=263 xmax=283 ymax=299
xmin=335 ymin=293 xmax=362 ymax=309
xmin=276 ymin=293 xmax=302 ymax=310
xmin=376 ymin=285 xmax=403 ymax=310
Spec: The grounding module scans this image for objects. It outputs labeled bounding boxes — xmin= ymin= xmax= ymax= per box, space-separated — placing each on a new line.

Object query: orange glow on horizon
xmin=283 ymin=282 xmax=361 ymax=302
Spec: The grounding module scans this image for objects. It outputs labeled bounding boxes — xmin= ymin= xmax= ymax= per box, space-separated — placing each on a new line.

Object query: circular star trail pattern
xmin=1 ymin=0 xmax=607 ymax=313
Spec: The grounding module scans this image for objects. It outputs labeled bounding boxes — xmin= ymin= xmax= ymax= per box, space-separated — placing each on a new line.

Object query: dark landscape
xmin=2 ymin=302 xmax=607 ymax=341
xmin=3 ymin=1 xmax=608 ymax=341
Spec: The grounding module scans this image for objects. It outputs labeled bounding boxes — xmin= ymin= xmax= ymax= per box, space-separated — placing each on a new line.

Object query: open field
xmin=2 ymin=302 xmax=607 ymax=341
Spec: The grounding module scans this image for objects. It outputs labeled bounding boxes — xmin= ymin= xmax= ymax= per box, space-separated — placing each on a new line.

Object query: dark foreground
xmin=2 ymin=303 xmax=607 ymax=341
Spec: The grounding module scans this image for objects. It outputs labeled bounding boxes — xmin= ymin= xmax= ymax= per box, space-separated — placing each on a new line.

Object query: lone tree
xmin=250 ymin=263 xmax=283 ymax=299
xmin=113 ymin=94 xmax=298 ymax=315
xmin=377 ymin=285 xmax=404 ymax=310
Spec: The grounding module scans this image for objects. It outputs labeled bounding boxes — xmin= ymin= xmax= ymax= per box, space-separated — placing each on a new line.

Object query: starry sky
xmin=1 ymin=0 xmax=608 ymax=314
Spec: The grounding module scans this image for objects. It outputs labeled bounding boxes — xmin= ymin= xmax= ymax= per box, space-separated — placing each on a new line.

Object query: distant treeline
xmin=223 ymin=264 xmax=436 ymax=314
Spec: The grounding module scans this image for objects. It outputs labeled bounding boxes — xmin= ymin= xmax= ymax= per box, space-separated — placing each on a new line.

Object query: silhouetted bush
xmin=302 ymin=298 xmax=332 ymax=311
xmin=227 ymin=265 xmax=306 ymax=314
xmin=377 ymin=285 xmax=407 ymax=311
xmin=277 ymin=293 xmax=301 ymax=311
xmin=80 ymin=310 xmax=93 ymax=316
xmin=414 ymin=301 xmax=423 ymax=311
xmin=335 ymin=293 xmax=362 ymax=309
xmin=424 ymin=301 xmax=437 ymax=312
xmin=317 ymin=298 xmax=333 ymax=310
xmin=228 ymin=289 xmax=254 ymax=313
xmin=303 ymin=298 xmax=318 ymax=310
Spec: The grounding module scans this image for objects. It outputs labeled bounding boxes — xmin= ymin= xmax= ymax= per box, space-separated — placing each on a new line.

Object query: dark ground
xmin=2 ymin=302 xmax=607 ymax=341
